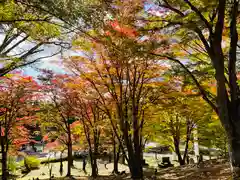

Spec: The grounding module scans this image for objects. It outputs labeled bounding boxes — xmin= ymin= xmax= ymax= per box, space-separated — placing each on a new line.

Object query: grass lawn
xmin=17 ymin=160 xmax=129 ymax=180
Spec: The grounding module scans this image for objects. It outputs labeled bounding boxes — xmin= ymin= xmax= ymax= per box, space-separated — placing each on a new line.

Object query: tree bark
xmin=2 ymin=150 xmax=7 ymax=180
xmin=130 ymin=102 xmax=143 ymax=179
xmin=129 ymin=159 xmax=143 ymax=179
xmin=66 ymin=126 xmax=73 ymax=177
xmin=112 ymin=137 xmax=119 ymax=174
xmin=66 ymin=143 xmax=72 ymax=177
xmin=229 ymin=133 xmax=240 ymax=179
xmin=1 ymin=135 xmax=7 ymax=180
xmin=173 ymin=138 xmax=184 ymax=165
xmin=89 ymin=150 xmax=98 ymax=178
xmin=116 ymin=145 xmax=120 ymax=169
xmin=183 ymin=121 xmax=191 ymax=164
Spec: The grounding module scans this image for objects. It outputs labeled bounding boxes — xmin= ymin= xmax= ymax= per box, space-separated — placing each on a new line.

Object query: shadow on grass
xmin=153 ymin=163 xmax=231 ymax=180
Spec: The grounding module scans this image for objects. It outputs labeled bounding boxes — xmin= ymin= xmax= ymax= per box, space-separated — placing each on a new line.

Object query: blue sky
xmin=7 ymin=1 xmax=159 ymax=78
xmin=0 ymin=30 xmax=73 ymax=78
xmin=22 ymin=46 xmax=84 ymax=78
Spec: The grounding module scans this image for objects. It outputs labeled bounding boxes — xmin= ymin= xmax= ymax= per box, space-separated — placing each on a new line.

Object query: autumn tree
xmin=198 ymin=114 xmax=228 ymax=158
xmin=0 ymin=1 xmax=71 ymax=77
xmin=153 ymin=89 xmax=213 ymax=165
xmin=75 ymin=98 xmax=104 ymax=177
xmin=65 ymin=18 xmax=168 ymax=178
xmin=39 ymin=73 xmax=79 ymax=177
xmin=0 ymin=74 xmax=40 ymax=180
xmin=134 ymin=0 xmax=240 ymax=177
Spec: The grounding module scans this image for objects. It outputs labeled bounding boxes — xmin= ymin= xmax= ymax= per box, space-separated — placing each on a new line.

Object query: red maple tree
xmin=0 ymin=73 xmax=40 ymax=178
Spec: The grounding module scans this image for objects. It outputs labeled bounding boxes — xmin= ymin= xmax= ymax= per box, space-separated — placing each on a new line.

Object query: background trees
xmin=138 ymin=0 xmax=240 ymax=178
xmin=39 ymin=74 xmax=80 ymax=177
xmin=64 ymin=30 xmax=168 ymax=178
xmin=0 ymin=1 xmax=68 ymax=77
xmin=0 ymin=0 xmax=239 ymax=179
xmin=0 ymin=73 xmax=40 ymax=180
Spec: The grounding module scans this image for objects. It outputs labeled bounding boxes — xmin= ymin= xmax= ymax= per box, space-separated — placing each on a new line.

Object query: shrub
xmin=24 ymin=156 xmax=40 ymax=170
xmin=8 ymin=157 xmax=18 ymax=173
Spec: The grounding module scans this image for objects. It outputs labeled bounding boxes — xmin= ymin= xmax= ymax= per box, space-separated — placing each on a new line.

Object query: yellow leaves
xmin=211 ymin=114 xmax=219 ymax=120
xmin=3 ymin=73 xmax=14 ymax=79
xmin=72 ymin=37 xmax=93 ymax=52
xmin=173 ymin=51 xmax=187 ymax=57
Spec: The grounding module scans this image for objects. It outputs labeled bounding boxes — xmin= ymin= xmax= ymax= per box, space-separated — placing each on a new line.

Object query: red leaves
xmin=70 ymin=120 xmax=81 ymax=128
xmin=45 ymin=140 xmax=61 ymax=150
xmin=0 ymin=74 xmax=40 ymax=150
xmin=107 ymin=20 xmax=138 ymax=38
xmin=42 ymin=134 xmax=49 ymax=142
xmin=51 ymin=79 xmax=58 ymax=84
xmin=0 ymin=108 xmax=6 ymax=113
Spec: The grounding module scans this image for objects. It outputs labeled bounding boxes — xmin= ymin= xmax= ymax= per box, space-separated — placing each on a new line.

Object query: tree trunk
xmin=128 ymin=159 xmax=143 ymax=179
xmin=228 ymin=124 xmax=240 ymax=179
xmin=89 ymin=150 xmax=98 ymax=178
xmin=126 ymin=140 xmax=143 ymax=179
xmin=132 ymin=104 xmax=143 ymax=179
xmin=113 ymin=142 xmax=120 ymax=174
xmin=113 ymin=138 xmax=118 ymax=174
xmin=66 ymin=123 xmax=73 ymax=177
xmin=183 ymin=122 xmax=191 ymax=164
xmin=92 ymin=154 xmax=98 ymax=178
xmin=2 ymin=150 xmax=7 ymax=180
xmin=173 ymin=138 xmax=184 ymax=165
xmin=66 ymin=143 xmax=72 ymax=177
xmin=123 ymin=133 xmax=143 ymax=179
xmin=1 ymin=135 xmax=7 ymax=180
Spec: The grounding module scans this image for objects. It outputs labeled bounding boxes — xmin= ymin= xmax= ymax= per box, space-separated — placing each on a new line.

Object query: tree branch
xmin=160 ymin=0 xmax=185 ymax=16
xmin=184 ymin=0 xmax=212 ymax=32
xmin=228 ymin=0 xmax=239 ymax=103
xmin=2 ymin=35 xmax=30 ymax=56
xmin=151 ymin=53 xmax=218 ymax=114
xmin=0 ymin=17 xmax=50 ymax=24
xmin=214 ymin=0 xmax=226 ymax=45
xmin=0 ymin=48 xmax=61 ymax=77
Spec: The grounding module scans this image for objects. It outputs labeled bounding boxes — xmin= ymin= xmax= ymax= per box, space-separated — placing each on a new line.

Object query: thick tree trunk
xmin=124 ymin=136 xmax=143 ymax=179
xmin=126 ymin=141 xmax=143 ymax=179
xmin=132 ymin=105 xmax=143 ymax=179
xmin=2 ymin=150 xmax=7 ymax=180
xmin=89 ymin=150 xmax=98 ymax=178
xmin=173 ymin=138 xmax=184 ymax=165
xmin=1 ymin=135 xmax=7 ymax=180
xmin=92 ymin=155 xmax=98 ymax=178
xmin=128 ymin=159 xmax=143 ymax=179
xmin=228 ymin=123 xmax=240 ymax=179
